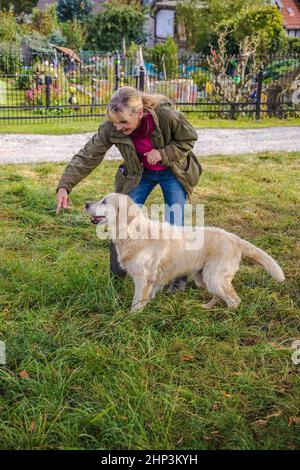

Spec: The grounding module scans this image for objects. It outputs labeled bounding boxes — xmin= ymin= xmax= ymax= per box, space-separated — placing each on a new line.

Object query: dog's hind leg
xmin=193 ymin=271 xmax=220 ymax=308
xmin=193 ymin=270 xmax=206 ymax=289
xmin=202 ymin=261 xmax=241 ymax=309
xmin=202 ymin=296 xmax=220 ymax=309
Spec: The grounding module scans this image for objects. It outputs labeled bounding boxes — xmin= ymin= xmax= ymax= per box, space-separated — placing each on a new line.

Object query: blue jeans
xmin=128 ymin=168 xmax=187 ymax=226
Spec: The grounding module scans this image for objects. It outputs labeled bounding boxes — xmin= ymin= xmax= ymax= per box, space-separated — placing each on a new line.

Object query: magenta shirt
xmin=130 ymin=113 xmax=167 ymax=171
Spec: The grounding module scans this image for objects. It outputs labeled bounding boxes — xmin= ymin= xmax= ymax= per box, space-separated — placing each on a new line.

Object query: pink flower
xmin=25 ymin=90 xmax=34 ymax=102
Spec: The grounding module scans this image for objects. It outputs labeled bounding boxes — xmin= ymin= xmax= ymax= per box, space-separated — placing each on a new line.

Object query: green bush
xmin=0 ymin=42 xmax=22 ymax=73
xmin=61 ymin=19 xmax=87 ymax=52
xmin=263 ymin=58 xmax=300 ymax=84
xmin=0 ymin=1 xmax=37 ymax=15
xmin=288 ymin=37 xmax=300 ymax=54
xmin=191 ymin=70 xmax=211 ymax=90
xmin=56 ymin=0 xmax=92 ymax=22
xmin=21 ymin=32 xmax=54 ymax=58
xmin=47 ymin=29 xmax=67 ymax=47
xmin=0 ymin=8 xmax=18 ymax=42
xmin=16 ymin=72 xmax=33 ymax=90
xmin=145 ymin=37 xmax=178 ymax=79
xmin=223 ymin=5 xmax=288 ymax=57
xmin=86 ymin=1 xmax=147 ymax=52
xmin=31 ymin=5 xmax=58 ymax=36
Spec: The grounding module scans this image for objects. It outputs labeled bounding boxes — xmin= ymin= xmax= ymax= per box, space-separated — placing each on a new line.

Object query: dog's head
xmin=85 ymin=193 xmax=142 ymax=227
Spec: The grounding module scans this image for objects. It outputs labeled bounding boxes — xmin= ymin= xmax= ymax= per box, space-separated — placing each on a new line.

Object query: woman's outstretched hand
xmin=56 ymin=188 xmax=70 ymax=214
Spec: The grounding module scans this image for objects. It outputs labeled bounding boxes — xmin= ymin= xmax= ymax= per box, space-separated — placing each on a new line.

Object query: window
xmin=287 ymin=7 xmax=295 ymax=15
xmin=156 ymin=9 xmax=175 ymax=39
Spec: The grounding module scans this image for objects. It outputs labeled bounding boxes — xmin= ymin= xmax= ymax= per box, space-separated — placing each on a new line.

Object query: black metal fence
xmin=0 ymin=51 xmax=299 ymax=123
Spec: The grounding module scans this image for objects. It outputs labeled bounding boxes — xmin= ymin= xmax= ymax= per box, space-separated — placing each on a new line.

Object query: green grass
xmin=0 ymin=115 xmax=299 ymax=135
xmin=0 ymin=152 xmax=299 ymax=450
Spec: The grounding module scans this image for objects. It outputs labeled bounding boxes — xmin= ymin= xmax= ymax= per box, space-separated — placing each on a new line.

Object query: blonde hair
xmin=106 ymin=86 xmax=171 ymax=122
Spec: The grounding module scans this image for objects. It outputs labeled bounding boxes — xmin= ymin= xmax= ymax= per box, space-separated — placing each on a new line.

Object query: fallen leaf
xmin=240 ymin=337 xmax=259 ymax=346
xmin=288 ymin=416 xmax=300 ymax=426
xmin=223 ymin=391 xmax=232 ymax=398
xmin=211 ymin=430 xmax=222 ymax=437
xmin=180 ymin=355 xmax=195 ymax=362
xmin=212 ymin=402 xmax=221 ymax=411
xmin=19 ymin=370 xmax=30 ymax=379
xmin=266 ymin=410 xmax=282 ymax=419
xmin=254 ymin=419 xmax=268 ymax=427
xmin=269 ymin=342 xmax=286 ymax=351
xmin=28 ymin=421 xmax=36 ymax=433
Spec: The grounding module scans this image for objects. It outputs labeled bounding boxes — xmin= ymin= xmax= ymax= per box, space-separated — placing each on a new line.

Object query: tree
xmin=176 ymin=0 xmax=204 ymax=52
xmin=0 ymin=1 xmax=38 ymax=14
xmin=225 ymin=5 xmax=288 ymax=57
xmin=56 ymin=0 xmax=92 ymax=23
xmin=288 ymin=37 xmax=300 ymax=54
xmin=145 ymin=37 xmax=178 ymax=79
xmin=206 ymin=29 xmax=261 ymax=106
xmin=86 ymin=1 xmax=147 ymax=52
xmin=31 ymin=5 xmax=58 ymax=36
xmin=0 ymin=7 xmax=18 ymax=41
xmin=176 ymin=0 xmax=268 ymax=53
xmin=61 ymin=19 xmax=87 ymax=52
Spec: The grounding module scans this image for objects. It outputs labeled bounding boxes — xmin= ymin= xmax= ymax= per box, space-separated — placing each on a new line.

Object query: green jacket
xmin=57 ymin=105 xmax=202 ymax=198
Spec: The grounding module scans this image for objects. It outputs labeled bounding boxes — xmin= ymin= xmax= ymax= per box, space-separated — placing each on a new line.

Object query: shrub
xmin=222 ymin=5 xmax=288 ymax=57
xmin=0 ymin=42 xmax=22 ymax=73
xmin=288 ymin=37 xmax=300 ymax=54
xmin=0 ymin=8 xmax=18 ymax=42
xmin=30 ymin=5 xmax=58 ymax=36
xmin=61 ymin=20 xmax=87 ymax=52
xmin=56 ymin=0 xmax=92 ymax=22
xmin=16 ymin=72 xmax=33 ymax=90
xmin=145 ymin=37 xmax=178 ymax=79
xmin=86 ymin=1 xmax=147 ymax=52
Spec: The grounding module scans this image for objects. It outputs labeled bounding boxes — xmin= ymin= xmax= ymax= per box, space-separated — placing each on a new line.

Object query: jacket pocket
xmin=114 ymin=164 xmax=141 ymax=194
xmin=114 ymin=165 xmax=127 ymax=192
xmin=177 ymin=154 xmax=202 ymax=188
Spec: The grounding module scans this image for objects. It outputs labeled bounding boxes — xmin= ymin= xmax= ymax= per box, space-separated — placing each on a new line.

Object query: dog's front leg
xmin=131 ymin=278 xmax=154 ymax=311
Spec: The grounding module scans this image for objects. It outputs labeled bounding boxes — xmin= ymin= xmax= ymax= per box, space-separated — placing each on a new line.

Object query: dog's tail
xmin=239 ymin=238 xmax=285 ymax=282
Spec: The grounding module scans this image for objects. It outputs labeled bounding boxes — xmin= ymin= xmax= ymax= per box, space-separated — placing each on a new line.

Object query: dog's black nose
xmin=85 ymin=202 xmax=91 ymax=209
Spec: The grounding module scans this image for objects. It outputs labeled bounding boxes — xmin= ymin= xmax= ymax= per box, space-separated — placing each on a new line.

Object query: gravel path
xmin=0 ymin=126 xmax=299 ymax=164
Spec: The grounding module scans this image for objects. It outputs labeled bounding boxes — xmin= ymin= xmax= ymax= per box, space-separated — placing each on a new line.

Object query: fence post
xmin=138 ymin=66 xmax=145 ymax=92
xmin=114 ymin=51 xmax=121 ymax=91
xmin=255 ymin=68 xmax=264 ymax=121
xmin=45 ymin=75 xmax=52 ymax=109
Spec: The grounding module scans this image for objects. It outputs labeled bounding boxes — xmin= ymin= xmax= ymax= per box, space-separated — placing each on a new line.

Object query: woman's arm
xmin=157 ymin=108 xmax=198 ymax=165
xmin=56 ymin=121 xmax=112 ymax=194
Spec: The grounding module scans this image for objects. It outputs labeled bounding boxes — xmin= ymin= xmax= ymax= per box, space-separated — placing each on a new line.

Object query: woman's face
xmin=112 ymin=108 xmax=143 ymax=134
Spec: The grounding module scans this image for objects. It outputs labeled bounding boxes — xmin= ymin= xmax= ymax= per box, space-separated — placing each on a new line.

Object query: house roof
xmin=36 ymin=0 xmax=56 ymax=8
xmin=275 ymin=0 xmax=300 ymax=29
xmin=49 ymin=44 xmax=82 ymax=62
xmin=36 ymin=0 xmax=107 ymax=13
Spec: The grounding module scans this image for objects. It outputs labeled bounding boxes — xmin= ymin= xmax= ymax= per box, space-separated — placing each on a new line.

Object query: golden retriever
xmin=86 ymin=193 xmax=285 ymax=311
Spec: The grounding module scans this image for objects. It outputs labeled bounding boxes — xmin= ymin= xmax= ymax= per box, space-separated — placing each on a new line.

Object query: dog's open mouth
xmin=90 ymin=216 xmax=106 ymax=225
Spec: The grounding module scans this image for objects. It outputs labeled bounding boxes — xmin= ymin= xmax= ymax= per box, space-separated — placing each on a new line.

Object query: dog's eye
xmin=102 ymin=198 xmax=106 ymax=204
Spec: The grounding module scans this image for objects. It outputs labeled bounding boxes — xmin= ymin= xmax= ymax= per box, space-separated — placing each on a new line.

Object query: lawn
xmin=0 ymin=115 xmax=300 ymax=135
xmin=0 ymin=152 xmax=299 ymax=450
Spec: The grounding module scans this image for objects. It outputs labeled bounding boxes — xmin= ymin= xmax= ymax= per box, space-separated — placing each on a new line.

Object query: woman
xmin=56 ymin=86 xmax=201 ymax=292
